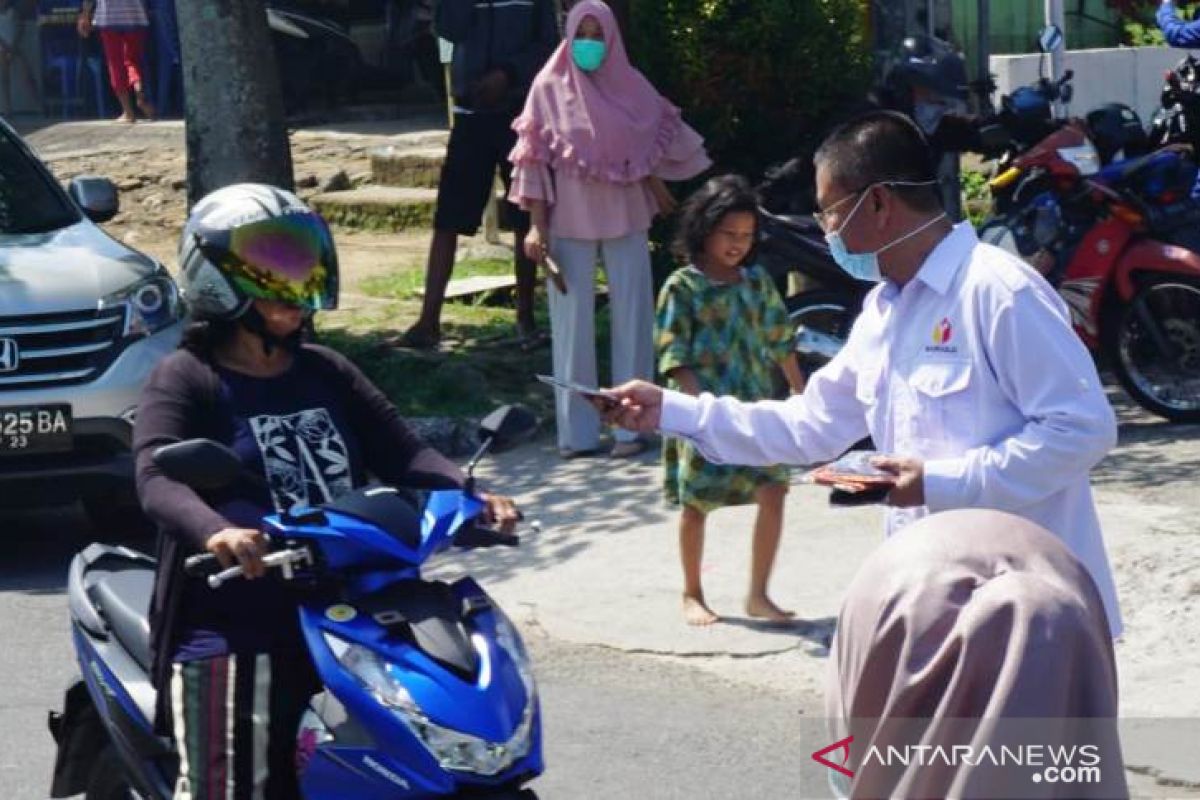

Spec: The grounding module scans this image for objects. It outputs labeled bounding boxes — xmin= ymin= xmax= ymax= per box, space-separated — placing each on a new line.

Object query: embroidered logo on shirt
xmin=926 ymin=317 xmax=959 ymax=354
xmin=933 ymin=317 xmax=953 ymax=345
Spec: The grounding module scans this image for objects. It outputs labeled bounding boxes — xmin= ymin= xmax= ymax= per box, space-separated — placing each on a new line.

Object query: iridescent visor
xmin=200 ymin=212 xmax=338 ymax=311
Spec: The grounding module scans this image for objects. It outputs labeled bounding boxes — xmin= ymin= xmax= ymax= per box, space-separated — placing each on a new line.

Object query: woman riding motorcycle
xmin=133 ymin=184 xmax=520 ymax=799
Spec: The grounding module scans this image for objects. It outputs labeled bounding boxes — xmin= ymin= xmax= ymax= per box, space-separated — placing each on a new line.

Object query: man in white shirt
xmin=606 ymin=111 xmax=1123 ymax=636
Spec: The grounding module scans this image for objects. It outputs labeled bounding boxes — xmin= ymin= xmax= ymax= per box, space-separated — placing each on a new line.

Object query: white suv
xmin=0 ymin=118 xmax=184 ymax=528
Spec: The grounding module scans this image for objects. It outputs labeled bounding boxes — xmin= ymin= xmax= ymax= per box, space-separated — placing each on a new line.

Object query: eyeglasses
xmin=812 ymin=186 xmax=869 ymax=230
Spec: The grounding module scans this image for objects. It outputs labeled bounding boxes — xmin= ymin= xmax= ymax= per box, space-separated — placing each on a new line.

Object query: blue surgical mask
xmin=824 ymin=182 xmax=946 ymax=283
xmin=572 ymin=39 xmax=606 ymax=72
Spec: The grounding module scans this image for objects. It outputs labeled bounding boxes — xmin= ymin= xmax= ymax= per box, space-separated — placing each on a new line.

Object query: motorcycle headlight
xmin=493 ymin=609 xmax=535 ymax=697
xmin=101 ymin=268 xmax=184 ymax=337
xmin=323 ymin=633 xmax=535 ymax=776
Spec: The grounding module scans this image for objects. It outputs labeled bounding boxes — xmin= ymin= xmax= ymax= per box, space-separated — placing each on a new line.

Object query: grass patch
xmin=360 ymin=257 xmax=514 ymax=301
xmin=961 ymin=168 xmax=993 ymax=228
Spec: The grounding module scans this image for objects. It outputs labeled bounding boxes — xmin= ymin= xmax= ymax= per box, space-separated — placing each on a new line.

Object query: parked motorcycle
xmin=1148 ymin=53 xmax=1200 ymax=153
xmin=981 ymin=138 xmax=1200 ymax=422
xmin=49 ymin=405 xmax=544 ymax=800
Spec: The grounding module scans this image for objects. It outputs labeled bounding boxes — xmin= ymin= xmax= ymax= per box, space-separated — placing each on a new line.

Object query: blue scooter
xmin=49 ymin=406 xmax=543 ymax=799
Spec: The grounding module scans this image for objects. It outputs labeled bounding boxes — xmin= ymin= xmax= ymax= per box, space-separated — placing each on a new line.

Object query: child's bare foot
xmin=137 ymin=96 xmax=156 ymax=120
xmin=746 ymin=594 xmax=795 ymax=623
xmin=683 ymin=593 xmax=720 ymax=626
xmin=115 ymin=113 xmax=135 ymax=124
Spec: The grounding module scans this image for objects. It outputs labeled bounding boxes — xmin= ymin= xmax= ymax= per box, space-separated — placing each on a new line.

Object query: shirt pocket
xmin=855 ymin=364 xmax=881 ymax=406
xmin=905 ymin=359 xmax=976 ymax=448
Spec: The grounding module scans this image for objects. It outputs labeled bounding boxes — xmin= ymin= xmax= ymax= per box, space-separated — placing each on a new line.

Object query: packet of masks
xmin=806 ymin=451 xmax=897 ymax=494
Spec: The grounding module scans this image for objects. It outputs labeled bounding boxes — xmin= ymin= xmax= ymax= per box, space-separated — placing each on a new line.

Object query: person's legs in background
xmin=600 ymin=230 xmax=654 ymax=455
xmin=0 ymin=12 xmax=40 ymax=115
xmin=496 ymin=120 xmax=539 ymax=341
xmin=403 ymin=112 xmax=494 ymax=348
xmin=123 ymin=28 xmax=154 ymax=119
xmin=99 ymin=29 xmax=136 ymax=122
xmin=548 ymin=236 xmax=601 ymax=455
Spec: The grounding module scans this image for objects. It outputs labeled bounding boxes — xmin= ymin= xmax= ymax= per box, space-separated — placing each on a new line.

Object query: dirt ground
xmin=24 ymin=117 xmax=446 ymax=303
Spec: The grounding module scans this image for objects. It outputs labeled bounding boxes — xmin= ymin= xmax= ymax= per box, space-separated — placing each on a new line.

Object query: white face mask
xmin=824 ymin=181 xmax=946 ymax=283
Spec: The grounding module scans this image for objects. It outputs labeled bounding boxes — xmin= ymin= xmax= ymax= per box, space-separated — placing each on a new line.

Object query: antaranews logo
xmin=811 ymin=735 xmax=855 ymax=779
xmin=811 ymin=735 xmax=1105 ymax=788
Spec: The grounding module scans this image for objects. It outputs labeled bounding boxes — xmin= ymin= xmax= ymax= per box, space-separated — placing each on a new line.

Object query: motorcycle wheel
xmin=1103 ymin=278 xmax=1200 ymax=423
xmin=786 ymin=289 xmax=859 ymax=377
xmin=85 ymin=746 xmax=135 ymax=800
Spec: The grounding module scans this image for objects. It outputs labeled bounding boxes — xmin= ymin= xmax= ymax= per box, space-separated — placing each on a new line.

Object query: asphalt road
xmin=0 ymin=505 xmax=829 ymax=800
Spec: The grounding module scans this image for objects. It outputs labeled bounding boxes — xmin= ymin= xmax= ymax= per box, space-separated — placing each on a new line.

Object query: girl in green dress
xmin=656 ymin=175 xmax=807 ymax=625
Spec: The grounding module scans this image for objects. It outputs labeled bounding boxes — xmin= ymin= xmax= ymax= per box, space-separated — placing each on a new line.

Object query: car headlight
xmin=323 ymin=632 xmax=535 ymax=776
xmin=101 ymin=267 xmax=183 ymax=337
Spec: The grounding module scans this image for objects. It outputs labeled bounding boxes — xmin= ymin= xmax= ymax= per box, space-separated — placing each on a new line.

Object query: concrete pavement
xmin=430 ymin=385 xmax=1200 ymax=791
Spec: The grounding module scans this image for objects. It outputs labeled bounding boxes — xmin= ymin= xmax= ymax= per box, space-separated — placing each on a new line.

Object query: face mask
xmin=572 ymin=39 xmax=606 ymax=72
xmin=824 ymin=182 xmax=947 ymax=283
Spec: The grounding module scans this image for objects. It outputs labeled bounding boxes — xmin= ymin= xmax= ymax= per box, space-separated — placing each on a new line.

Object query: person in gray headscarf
xmin=825 ymin=509 xmax=1127 ymax=799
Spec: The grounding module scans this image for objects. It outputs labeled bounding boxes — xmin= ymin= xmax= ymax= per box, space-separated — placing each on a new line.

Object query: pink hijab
xmin=826 ymin=510 xmax=1126 ymax=799
xmin=510 ymin=0 xmax=684 ymax=184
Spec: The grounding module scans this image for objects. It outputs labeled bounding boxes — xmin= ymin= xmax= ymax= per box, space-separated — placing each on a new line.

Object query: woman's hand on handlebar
xmin=480 ymin=493 xmax=521 ymax=535
xmin=206 ymin=528 xmax=268 ymax=579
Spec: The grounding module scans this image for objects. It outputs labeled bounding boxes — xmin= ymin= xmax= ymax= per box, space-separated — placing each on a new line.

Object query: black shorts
xmin=433 ymin=110 xmax=530 ymax=236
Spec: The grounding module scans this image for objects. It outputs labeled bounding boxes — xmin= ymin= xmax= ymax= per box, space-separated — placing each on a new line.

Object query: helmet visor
xmin=198 ymin=211 xmax=338 ymax=312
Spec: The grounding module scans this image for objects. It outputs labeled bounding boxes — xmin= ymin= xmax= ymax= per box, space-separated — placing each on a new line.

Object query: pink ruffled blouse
xmin=509 ymin=122 xmax=710 ymax=242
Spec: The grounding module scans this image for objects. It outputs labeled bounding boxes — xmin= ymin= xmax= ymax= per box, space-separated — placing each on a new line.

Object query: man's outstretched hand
xmin=599 ymin=381 xmax=665 ymax=435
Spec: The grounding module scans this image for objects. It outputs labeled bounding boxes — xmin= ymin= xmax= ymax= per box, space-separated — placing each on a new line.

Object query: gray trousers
xmin=548 ymin=232 xmax=654 ymax=451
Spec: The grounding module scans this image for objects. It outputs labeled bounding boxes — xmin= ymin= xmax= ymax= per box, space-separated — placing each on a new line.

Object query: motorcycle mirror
xmin=478 ymin=405 xmax=539 ymax=454
xmin=152 ymin=439 xmax=245 ymax=490
xmin=1038 ymin=25 xmax=1064 ymax=54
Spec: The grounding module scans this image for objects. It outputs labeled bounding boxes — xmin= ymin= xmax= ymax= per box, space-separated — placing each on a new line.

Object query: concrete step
xmin=310 ymin=186 xmax=439 ymax=232
xmin=371 ymin=145 xmax=446 ymax=188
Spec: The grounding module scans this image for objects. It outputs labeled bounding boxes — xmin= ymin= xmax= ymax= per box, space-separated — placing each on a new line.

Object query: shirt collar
xmin=912 ymin=222 xmax=977 ymax=296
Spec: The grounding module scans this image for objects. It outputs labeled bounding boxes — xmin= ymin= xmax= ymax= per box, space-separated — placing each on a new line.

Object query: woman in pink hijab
xmin=509 ymin=0 xmax=710 ymax=459
xmin=826 ymin=509 xmax=1127 ymax=799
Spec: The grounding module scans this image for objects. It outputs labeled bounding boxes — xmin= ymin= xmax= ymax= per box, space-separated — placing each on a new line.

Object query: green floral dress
xmin=656 ymin=264 xmax=793 ymax=514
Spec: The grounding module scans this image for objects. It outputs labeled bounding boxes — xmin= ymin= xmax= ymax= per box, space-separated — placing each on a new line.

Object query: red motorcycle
xmin=981 ymin=122 xmax=1200 ymax=422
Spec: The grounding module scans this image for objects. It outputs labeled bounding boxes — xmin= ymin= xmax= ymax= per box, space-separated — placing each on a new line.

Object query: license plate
xmin=0 ymin=405 xmax=72 ymax=455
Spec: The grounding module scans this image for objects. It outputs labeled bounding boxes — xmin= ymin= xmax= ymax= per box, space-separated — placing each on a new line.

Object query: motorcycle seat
xmin=1099 ymin=146 xmax=1192 ymax=187
xmin=90 ymin=567 xmax=154 ymax=673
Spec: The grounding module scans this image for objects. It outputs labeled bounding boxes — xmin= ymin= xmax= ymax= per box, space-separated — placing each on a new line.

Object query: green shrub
xmin=628 ymin=1 xmax=872 ymax=285
xmin=629 ymin=0 xmax=872 ymax=179
xmin=1106 ymin=0 xmax=1193 ymax=46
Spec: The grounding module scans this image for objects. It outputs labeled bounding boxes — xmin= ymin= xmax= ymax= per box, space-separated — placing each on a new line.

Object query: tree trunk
xmin=175 ymin=0 xmax=294 ymax=207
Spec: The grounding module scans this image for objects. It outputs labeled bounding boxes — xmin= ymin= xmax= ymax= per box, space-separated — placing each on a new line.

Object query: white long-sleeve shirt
xmin=661 ymin=223 xmax=1123 ymax=635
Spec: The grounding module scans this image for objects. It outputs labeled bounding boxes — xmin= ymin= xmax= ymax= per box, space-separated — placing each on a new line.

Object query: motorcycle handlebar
xmin=184 ymin=552 xmax=222 ymax=578
xmin=203 ymin=548 xmax=315 ymax=590
xmin=456 ymin=525 xmax=521 ymax=549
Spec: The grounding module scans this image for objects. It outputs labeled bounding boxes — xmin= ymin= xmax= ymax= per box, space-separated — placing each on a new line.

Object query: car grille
xmin=0 ymin=307 xmax=127 ymax=390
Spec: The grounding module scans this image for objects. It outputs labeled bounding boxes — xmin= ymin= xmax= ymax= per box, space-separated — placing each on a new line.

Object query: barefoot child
xmin=656 ymin=175 xmax=806 ymax=626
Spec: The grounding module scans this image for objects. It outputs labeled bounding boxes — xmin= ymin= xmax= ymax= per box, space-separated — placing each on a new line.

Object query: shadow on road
xmin=1093 ymin=385 xmax=1200 ymax=493
xmin=0 ymin=503 xmax=153 ymax=595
